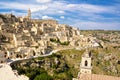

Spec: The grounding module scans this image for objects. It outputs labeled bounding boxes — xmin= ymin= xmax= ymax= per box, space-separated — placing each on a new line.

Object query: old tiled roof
xmin=79 ymin=74 xmax=120 ymax=80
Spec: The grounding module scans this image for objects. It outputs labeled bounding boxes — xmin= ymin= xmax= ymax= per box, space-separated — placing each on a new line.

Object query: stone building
xmin=0 ymin=51 xmax=7 ymax=63
xmin=80 ymin=50 xmax=92 ymax=74
xmin=27 ymin=8 xmax=31 ymax=20
xmin=73 ymin=50 xmax=120 ymax=80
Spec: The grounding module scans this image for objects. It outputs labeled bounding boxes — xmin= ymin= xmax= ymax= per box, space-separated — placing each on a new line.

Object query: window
xmin=85 ymin=60 xmax=88 ymax=66
xmin=1 ymin=61 xmax=3 ymax=63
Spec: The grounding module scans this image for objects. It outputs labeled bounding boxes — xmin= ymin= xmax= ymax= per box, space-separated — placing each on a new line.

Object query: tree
xmin=34 ymin=73 xmax=53 ymax=80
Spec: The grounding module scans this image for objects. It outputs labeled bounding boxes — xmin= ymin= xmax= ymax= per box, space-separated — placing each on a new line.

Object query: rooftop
xmin=78 ymin=74 xmax=120 ymax=80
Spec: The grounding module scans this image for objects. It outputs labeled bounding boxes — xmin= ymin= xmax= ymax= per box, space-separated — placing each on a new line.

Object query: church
xmin=73 ymin=50 xmax=120 ymax=80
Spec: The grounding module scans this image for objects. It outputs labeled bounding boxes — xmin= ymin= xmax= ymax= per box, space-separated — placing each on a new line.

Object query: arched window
xmin=85 ymin=60 xmax=88 ymax=66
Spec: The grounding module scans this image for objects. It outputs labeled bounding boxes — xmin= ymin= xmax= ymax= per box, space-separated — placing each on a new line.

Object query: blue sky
xmin=0 ymin=0 xmax=120 ymax=30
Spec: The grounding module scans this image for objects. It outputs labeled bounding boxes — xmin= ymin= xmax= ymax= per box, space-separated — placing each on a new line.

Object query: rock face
xmin=0 ymin=13 xmax=100 ymax=63
xmin=0 ymin=14 xmax=18 ymax=23
xmin=0 ymin=64 xmax=29 ymax=80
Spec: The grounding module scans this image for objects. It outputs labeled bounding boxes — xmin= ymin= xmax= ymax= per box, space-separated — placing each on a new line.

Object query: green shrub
xmin=50 ymin=38 xmax=70 ymax=46
xmin=60 ymin=41 xmax=70 ymax=45
xmin=34 ymin=73 xmax=53 ymax=80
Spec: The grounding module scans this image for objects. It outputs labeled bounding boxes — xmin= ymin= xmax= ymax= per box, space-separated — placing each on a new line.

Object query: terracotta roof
xmin=78 ymin=74 xmax=120 ymax=80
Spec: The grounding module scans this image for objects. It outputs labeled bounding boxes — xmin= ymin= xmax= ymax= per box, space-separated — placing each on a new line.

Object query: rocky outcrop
xmin=0 ymin=64 xmax=29 ymax=80
xmin=0 ymin=13 xmax=99 ymax=63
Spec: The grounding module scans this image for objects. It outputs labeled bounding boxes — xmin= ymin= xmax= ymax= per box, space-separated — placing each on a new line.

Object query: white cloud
xmin=42 ymin=15 xmax=54 ymax=19
xmin=60 ymin=16 xmax=65 ymax=19
xmin=31 ymin=6 xmax=48 ymax=12
xmin=79 ymin=4 xmax=107 ymax=13
xmin=36 ymin=0 xmax=52 ymax=3
xmin=72 ymin=21 xmax=120 ymax=30
xmin=58 ymin=11 xmax=65 ymax=14
xmin=0 ymin=1 xmax=118 ymax=15
xmin=0 ymin=1 xmax=120 ymax=30
xmin=66 ymin=4 xmax=109 ymax=13
xmin=67 ymin=4 xmax=76 ymax=8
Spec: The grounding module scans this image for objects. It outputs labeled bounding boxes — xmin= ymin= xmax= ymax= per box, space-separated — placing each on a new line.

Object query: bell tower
xmin=28 ymin=8 xmax=31 ymax=19
xmin=80 ymin=50 xmax=92 ymax=74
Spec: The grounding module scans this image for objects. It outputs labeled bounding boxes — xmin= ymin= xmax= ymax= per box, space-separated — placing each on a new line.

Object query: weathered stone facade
xmin=0 ymin=9 xmax=100 ymax=63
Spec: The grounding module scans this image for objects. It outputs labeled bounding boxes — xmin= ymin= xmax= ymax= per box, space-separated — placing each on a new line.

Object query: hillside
xmin=10 ymin=30 xmax=120 ymax=80
xmin=0 ymin=13 xmax=120 ymax=80
xmin=0 ymin=13 xmax=99 ymax=63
